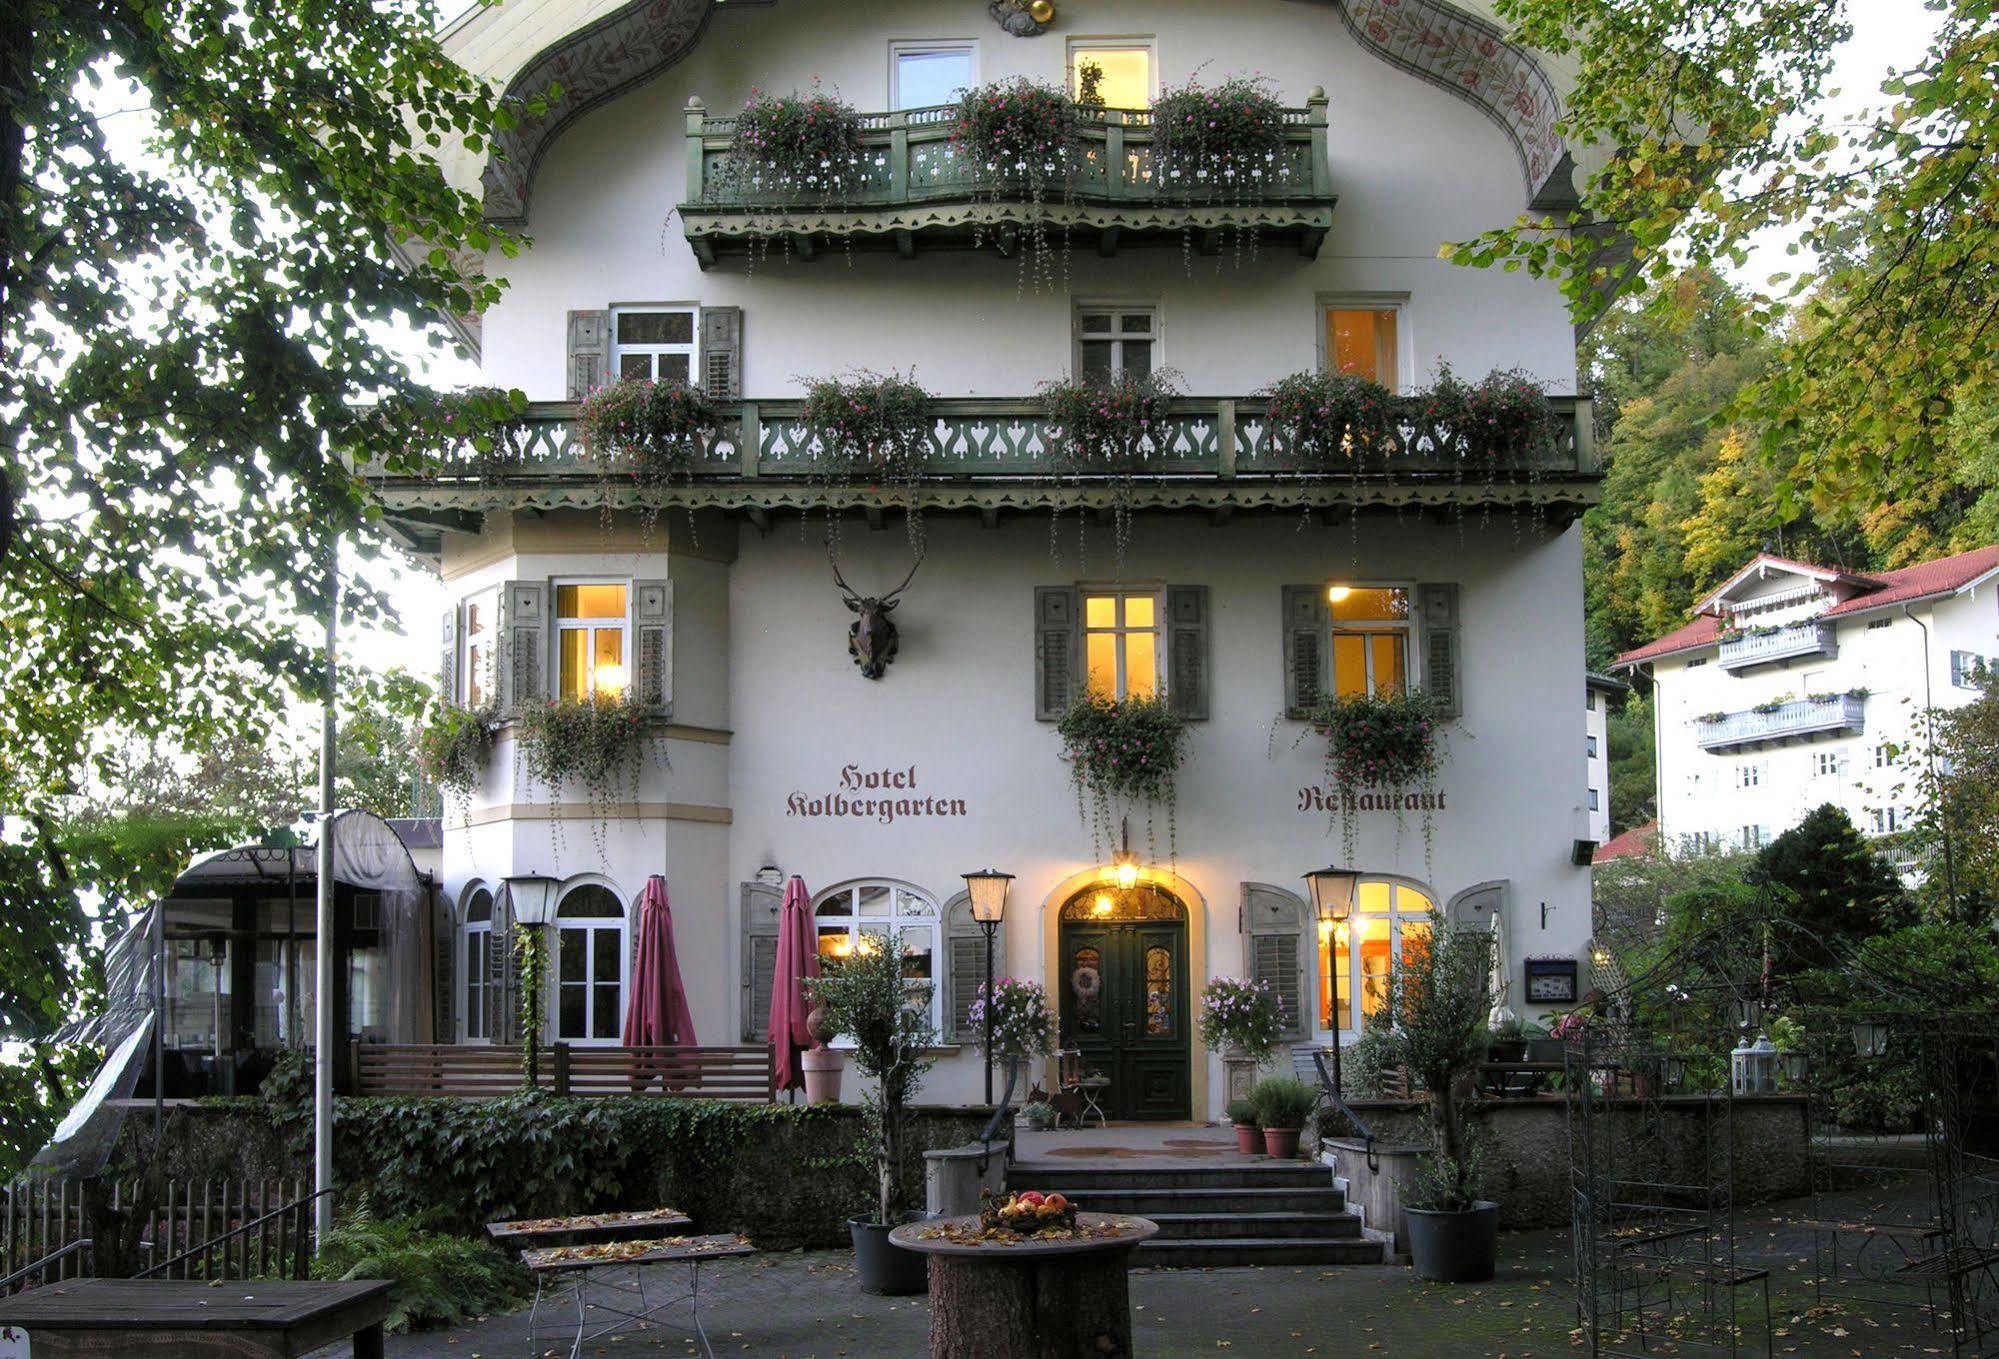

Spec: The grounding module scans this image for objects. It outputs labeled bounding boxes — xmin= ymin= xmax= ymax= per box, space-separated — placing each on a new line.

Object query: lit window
xmin=892 ymin=43 xmax=975 ymax=109
xmin=555 ymin=583 xmax=629 ymax=702
xmin=462 ymin=889 xmax=495 ymax=1042
xmin=462 ymin=588 xmax=497 ymax=709
xmin=611 ymin=306 xmax=698 ymax=385
xmin=1318 ymin=880 xmax=1434 ymax=1035
xmin=1077 ymin=307 xmax=1156 ymax=383
xmin=1082 ymin=590 xmax=1161 ymax=700
xmin=1328 ymin=585 xmax=1410 ymax=699
xmin=1323 ymin=305 xmax=1401 ymax=390
xmin=815 ymin=883 xmax=941 ymax=1031
xmin=555 ymin=886 xmax=626 ymax=1043
xmin=1070 ymin=43 xmax=1151 ymax=108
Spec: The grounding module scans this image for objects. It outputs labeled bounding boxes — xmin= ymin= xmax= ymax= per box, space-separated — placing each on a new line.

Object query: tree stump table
xmin=889 ymin=1212 xmax=1159 ymax=1359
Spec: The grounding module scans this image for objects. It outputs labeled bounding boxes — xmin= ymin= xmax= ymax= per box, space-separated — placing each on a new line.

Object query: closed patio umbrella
xmin=767 ymin=875 xmax=820 ymax=1098
xmin=624 ymin=875 xmax=698 ymax=1090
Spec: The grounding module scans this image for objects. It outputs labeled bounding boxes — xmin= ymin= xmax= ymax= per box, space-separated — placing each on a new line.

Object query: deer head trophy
xmin=830 ymin=556 xmax=921 ymax=680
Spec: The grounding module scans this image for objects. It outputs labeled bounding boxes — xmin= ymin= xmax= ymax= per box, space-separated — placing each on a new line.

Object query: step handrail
xmin=1 ymin=1238 xmax=92 ymax=1294
xmin=1311 ymin=1049 xmax=1382 ymax=1173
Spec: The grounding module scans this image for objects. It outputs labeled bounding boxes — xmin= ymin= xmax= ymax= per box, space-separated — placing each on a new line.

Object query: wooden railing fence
xmin=3 ymin=1175 xmax=315 ymax=1293
xmin=354 ymin=1042 xmax=776 ymax=1101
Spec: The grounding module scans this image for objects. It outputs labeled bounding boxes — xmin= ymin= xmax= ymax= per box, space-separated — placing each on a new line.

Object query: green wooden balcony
xmin=358 ymin=395 xmax=1600 ymax=548
xmin=677 ymin=93 xmax=1336 ymax=266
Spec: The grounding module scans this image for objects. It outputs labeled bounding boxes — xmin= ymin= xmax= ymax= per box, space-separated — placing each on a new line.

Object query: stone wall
xmin=1324 ymin=1095 xmax=1811 ymax=1232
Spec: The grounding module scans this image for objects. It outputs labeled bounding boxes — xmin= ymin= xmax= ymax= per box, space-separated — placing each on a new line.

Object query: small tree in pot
xmin=1249 ymin=1076 xmax=1319 ymax=1159
xmin=1374 ymin=920 xmax=1500 ymax=1281
xmin=808 ymin=930 xmax=937 ymax=1295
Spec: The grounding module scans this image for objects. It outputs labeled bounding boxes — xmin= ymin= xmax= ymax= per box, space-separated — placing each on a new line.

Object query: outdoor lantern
xmin=1733 ymin=996 xmax=1764 ymax=1032
xmin=502 ymin=873 xmax=559 ymax=925
xmin=1780 ymin=1049 xmax=1809 ymax=1084
xmin=1306 ymin=867 xmax=1360 ymax=925
xmin=1112 ymin=848 xmax=1140 ymax=891
xmin=1853 ymin=1018 xmax=1891 ymax=1059
xmin=1661 ymin=1054 xmax=1688 ymax=1090
xmin=963 ymin=869 xmax=1014 ymax=1105
xmin=1731 ymin=1033 xmax=1779 ymax=1096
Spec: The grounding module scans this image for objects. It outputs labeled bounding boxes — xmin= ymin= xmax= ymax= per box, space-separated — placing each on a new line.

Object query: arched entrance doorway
xmin=1057 ymin=884 xmax=1190 ymax=1120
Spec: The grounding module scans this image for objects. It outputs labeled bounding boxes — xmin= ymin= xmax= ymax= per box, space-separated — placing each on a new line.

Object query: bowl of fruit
xmin=981 ymin=1189 xmax=1078 ymax=1235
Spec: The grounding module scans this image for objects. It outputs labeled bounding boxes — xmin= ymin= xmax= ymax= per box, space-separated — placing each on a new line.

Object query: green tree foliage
xmin=1747 ymin=804 xmax=1916 ymax=968
xmin=1605 ymin=692 xmax=1656 ymax=834
xmin=1916 ymin=672 xmax=1999 ymax=922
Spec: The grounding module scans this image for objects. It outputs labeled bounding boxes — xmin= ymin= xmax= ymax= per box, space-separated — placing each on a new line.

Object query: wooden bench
xmin=355 ymin=1043 xmax=776 ymax=1100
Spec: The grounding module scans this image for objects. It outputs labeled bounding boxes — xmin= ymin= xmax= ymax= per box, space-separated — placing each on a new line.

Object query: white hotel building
xmin=1615 ymin=547 xmax=1999 ymax=860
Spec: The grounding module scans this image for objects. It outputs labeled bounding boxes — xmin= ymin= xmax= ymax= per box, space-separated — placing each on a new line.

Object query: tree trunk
xmin=925 ymin=1249 xmax=1140 ymax=1359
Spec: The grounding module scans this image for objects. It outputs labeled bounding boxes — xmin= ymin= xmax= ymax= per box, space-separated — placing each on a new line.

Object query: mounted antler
xmin=829 ymin=554 xmax=923 ymax=680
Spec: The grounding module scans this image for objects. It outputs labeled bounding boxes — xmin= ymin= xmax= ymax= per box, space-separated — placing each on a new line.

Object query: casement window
xmin=1870 ymin=807 xmax=1906 ymax=835
xmin=555 ymin=582 xmax=630 ymax=702
xmin=1952 ymin=649 xmax=1989 ymax=689
xmin=461 ymin=588 xmax=498 ymax=709
xmin=1687 ymin=657 xmax=1709 ymax=668
xmin=1812 ymin=750 xmax=1847 ymax=778
xmin=1282 ymin=582 xmax=1459 ymax=721
xmin=1736 ymin=763 xmax=1763 ymax=790
xmin=553 ymin=885 xmax=626 ymax=1044
xmin=815 ymin=883 xmax=942 ymax=1033
xmin=1873 ymin=742 xmax=1897 ymax=769
xmin=1686 ymin=830 xmax=1718 ymax=854
xmin=1587 ymin=735 xmax=1599 ymax=759
xmin=567 ymin=307 xmax=742 ymax=400
xmin=891 ymin=42 xmax=976 ymax=109
xmin=1320 ymin=300 xmax=1403 ymax=392
xmin=1035 ymin=584 xmax=1209 ymax=720
xmin=461 ymin=888 xmax=495 ymax=1042
xmin=611 ymin=306 xmax=698 ymax=384
xmin=1741 ymin=825 xmax=1766 ymax=850
xmin=1068 ymin=40 xmax=1152 ymax=108
xmin=1588 ymin=788 xmax=1601 ymax=811
xmin=1318 ymin=880 xmax=1435 ymax=1035
xmin=1077 ymin=306 xmax=1156 ymax=383
xmin=1587 ymin=691 xmax=1598 ymax=712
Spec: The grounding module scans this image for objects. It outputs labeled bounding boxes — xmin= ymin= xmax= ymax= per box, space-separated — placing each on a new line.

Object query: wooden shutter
xmin=942 ymin=894 xmax=1006 ymax=1044
xmin=567 ymin=310 xmax=610 ymax=399
xmin=740 ymin=882 xmax=783 ymax=1043
xmin=434 ymin=897 xmax=455 ymax=1041
xmin=1281 ymin=585 xmax=1328 ymax=720
xmin=493 ymin=886 xmax=520 ymax=1045
xmin=1242 ymin=883 xmax=1311 ymax=1041
xmin=701 ymin=307 xmax=743 ymax=399
xmin=1417 ymin=582 xmax=1462 ymax=720
xmin=440 ymin=605 xmax=460 ymax=707
xmin=633 ymin=579 xmax=673 ymax=713
xmin=1034 ymin=586 xmax=1079 ymax=721
xmin=498 ymin=580 xmax=548 ymax=714
xmin=1166 ymin=584 xmax=1210 ymax=721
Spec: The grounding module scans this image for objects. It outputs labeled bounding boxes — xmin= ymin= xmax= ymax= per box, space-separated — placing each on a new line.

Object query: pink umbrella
xmin=767 ymin=875 xmax=820 ymax=1097
xmin=624 ymin=876 xmax=698 ymax=1090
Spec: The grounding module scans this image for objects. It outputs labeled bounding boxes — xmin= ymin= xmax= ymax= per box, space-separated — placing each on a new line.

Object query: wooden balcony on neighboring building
xmin=1717 ymin=620 xmax=1839 ymax=672
xmin=1695 ymin=695 xmax=1866 ymax=752
xmin=677 ymin=93 xmax=1336 ymax=266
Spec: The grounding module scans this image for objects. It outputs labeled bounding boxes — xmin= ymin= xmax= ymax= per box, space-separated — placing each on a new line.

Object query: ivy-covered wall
xmin=110 ymin=1098 xmax=1006 ymax=1250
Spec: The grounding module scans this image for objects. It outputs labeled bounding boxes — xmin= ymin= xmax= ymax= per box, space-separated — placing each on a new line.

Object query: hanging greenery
xmin=515 ymin=695 xmax=655 ymax=860
xmin=416 ymin=702 xmax=495 ymax=802
xmin=1040 ymin=369 xmax=1179 ymax=563
xmin=800 ymin=370 xmax=936 ymax=552
xmin=1261 ymin=370 xmax=1398 ymax=471
xmin=1309 ymin=688 xmax=1445 ymax=864
xmin=1056 ymin=690 xmax=1188 ymax=859
xmin=725 ymin=83 xmax=873 ymax=265
xmin=1149 ymin=75 xmax=1287 ymax=268
xmin=953 ymin=78 xmax=1079 ymax=290
xmin=576 ymin=378 xmax=720 ymax=536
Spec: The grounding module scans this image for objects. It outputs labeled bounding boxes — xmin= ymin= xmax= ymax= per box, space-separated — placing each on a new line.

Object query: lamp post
xmin=502 ymin=874 xmax=560 ymax=1088
xmin=1305 ymin=867 xmax=1360 ymax=1095
xmin=963 ymin=869 xmax=1014 ymax=1106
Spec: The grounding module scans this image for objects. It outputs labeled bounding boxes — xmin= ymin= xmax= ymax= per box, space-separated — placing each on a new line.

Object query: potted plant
xmin=967 ymin=977 xmax=1055 ymax=1099
xmin=1020 ymin=1100 xmax=1057 ymax=1132
xmin=801 ymin=998 xmax=844 ymax=1105
xmin=1373 ymin=920 xmax=1501 ymax=1281
xmin=1056 ymin=689 xmax=1189 ymax=859
xmin=1485 ymin=1014 xmax=1528 ymax=1065
xmin=1250 ymin=1076 xmax=1318 ymax=1159
xmin=807 ymin=929 xmax=937 ymax=1295
xmin=1225 ymin=1098 xmax=1260 ymax=1154
xmin=1198 ymin=977 xmax=1287 ymax=1104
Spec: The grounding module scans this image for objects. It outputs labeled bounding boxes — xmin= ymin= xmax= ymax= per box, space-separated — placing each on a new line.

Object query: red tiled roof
xmin=1593 ymin=821 xmax=1657 ymax=864
xmin=1614 ymin=545 xmax=1999 ymax=668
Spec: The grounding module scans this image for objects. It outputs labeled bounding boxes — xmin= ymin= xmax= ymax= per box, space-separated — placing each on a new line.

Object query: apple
xmin=1045 ymin=1193 xmax=1069 ymax=1212
xmin=1018 ymin=1191 xmax=1045 ymax=1207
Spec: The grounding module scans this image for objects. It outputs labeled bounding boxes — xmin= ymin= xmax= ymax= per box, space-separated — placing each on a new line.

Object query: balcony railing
xmin=357 ymin=395 xmax=1600 ymax=522
xmin=1718 ymin=620 xmax=1838 ymax=672
xmin=678 ymin=94 xmax=1335 ymax=264
xmin=1695 ymin=695 xmax=1866 ymax=752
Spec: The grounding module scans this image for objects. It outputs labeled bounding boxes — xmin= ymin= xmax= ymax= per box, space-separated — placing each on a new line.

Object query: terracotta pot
xmin=1234 ymin=1123 xmax=1261 ymax=1154
xmin=802 ymin=1045 xmax=845 ymax=1105
xmin=1262 ymin=1126 xmax=1302 ymax=1159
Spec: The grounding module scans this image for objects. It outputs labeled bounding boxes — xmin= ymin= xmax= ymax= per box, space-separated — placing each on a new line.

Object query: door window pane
xmin=894 ymin=46 xmax=974 ymax=109
xmin=1144 ymin=945 xmax=1173 ymax=1036
xmin=1325 ymin=308 xmax=1401 ymax=390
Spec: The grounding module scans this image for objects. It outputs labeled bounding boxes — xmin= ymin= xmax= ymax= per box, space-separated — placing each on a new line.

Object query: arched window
xmin=1318 ymin=880 xmax=1435 ymax=1036
xmin=462 ymin=888 xmax=495 ymax=1042
xmin=814 ymin=882 xmax=940 ymax=1031
xmin=555 ymin=885 xmax=626 ymax=1044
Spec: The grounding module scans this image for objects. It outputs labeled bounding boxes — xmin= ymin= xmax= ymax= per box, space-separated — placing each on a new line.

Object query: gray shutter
xmin=1034 ymin=586 xmax=1079 ymax=721
xmin=740 ymin=882 xmax=782 ymax=1043
xmin=493 ymin=887 xmax=520 ymax=1045
xmin=1242 ymin=883 xmax=1310 ymax=1041
xmin=943 ymin=894 xmax=1005 ymax=1044
xmin=498 ymin=580 xmax=548 ymax=714
xmin=440 ymin=605 xmax=460 ymax=707
xmin=567 ymin=309 xmax=610 ymax=399
xmin=1417 ymin=582 xmax=1462 ymax=720
xmin=633 ymin=579 xmax=673 ymax=713
xmin=701 ymin=307 xmax=743 ymax=399
xmin=433 ymin=898 xmax=455 ymax=1041
xmin=1166 ymin=584 xmax=1210 ymax=721
xmin=1281 ymin=585 xmax=1328 ymax=720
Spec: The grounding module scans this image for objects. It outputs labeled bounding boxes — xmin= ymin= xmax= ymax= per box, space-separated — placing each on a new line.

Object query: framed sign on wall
xmin=1524 ymin=957 xmax=1579 ymax=1005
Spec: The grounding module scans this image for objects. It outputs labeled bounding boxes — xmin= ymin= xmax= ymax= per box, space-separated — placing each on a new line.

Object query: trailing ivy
xmin=1040 ymin=369 xmax=1179 ymax=564
xmin=1309 ymin=688 xmax=1445 ymax=866
xmin=415 ymin=702 xmax=494 ymax=803
xmin=1150 ymin=75 xmax=1287 ymax=268
xmin=576 ymin=378 xmax=719 ymax=538
xmin=514 ymin=694 xmax=656 ymax=861
xmin=1056 ymin=690 xmax=1188 ymax=859
xmin=800 ymin=370 xmax=935 ymax=551
xmin=513 ymin=924 xmax=547 ymax=1090
xmin=954 ymin=78 xmax=1079 ymax=291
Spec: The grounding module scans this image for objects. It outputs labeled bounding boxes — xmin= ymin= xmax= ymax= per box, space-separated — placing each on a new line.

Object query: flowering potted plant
xmin=1261 ymin=370 xmax=1397 ymax=469
xmin=968 ymin=977 xmax=1055 ymax=1090
xmin=578 ymin=378 xmax=718 ymax=480
xmin=954 ymin=78 xmax=1076 ymax=284
xmin=1055 ymin=690 xmax=1188 ymax=858
xmin=728 ymin=83 xmax=868 ymax=199
xmin=1041 ymin=368 xmax=1179 ymax=559
xmin=1413 ymin=365 xmax=1557 ymax=470
xmin=800 ymin=369 xmax=935 ymax=550
xmin=1150 ymin=75 xmax=1285 ymax=263
xmin=417 ymin=701 xmax=495 ymax=801
xmin=1310 ymin=688 xmax=1444 ymax=861
xmin=1200 ymin=977 xmax=1287 ymax=1107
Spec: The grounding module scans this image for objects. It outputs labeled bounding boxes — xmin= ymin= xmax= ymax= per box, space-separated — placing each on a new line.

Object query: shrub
xmin=416 ymin=702 xmax=494 ymax=800
xmin=1224 ymin=1097 xmax=1258 ymax=1126
xmin=1199 ymin=977 xmax=1287 ymax=1063
xmin=1249 ymin=1076 xmax=1318 ymax=1131
xmin=314 ymin=1211 xmax=528 ymax=1333
xmin=1370 ymin=920 xmax=1495 ymax=1212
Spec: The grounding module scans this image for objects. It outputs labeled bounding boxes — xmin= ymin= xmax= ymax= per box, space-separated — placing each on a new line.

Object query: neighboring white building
xmin=1584 ymin=672 xmax=1626 ymax=847
xmin=1616 ymin=547 xmax=1999 ymax=861
xmin=349 ymin=0 xmax=1609 ymax=1119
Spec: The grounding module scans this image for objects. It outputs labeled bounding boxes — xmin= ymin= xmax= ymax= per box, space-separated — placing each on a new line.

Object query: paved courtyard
xmin=364 ymin=1195 xmax=1968 ymax=1359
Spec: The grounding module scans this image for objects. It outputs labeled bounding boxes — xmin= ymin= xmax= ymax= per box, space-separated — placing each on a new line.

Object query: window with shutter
xmin=1281 ymin=586 xmax=1326 ymax=719
xmin=1166 ymin=584 xmax=1210 ymax=721
xmin=566 ymin=310 xmax=609 ymax=400
xmin=1034 ymin=586 xmax=1079 ymax=720
xmin=1241 ymin=883 xmax=1309 ymax=1041
xmin=440 ymin=606 xmax=460 ymax=707
xmin=702 ymin=307 xmax=743 ymax=399
xmin=1417 ymin=583 xmax=1461 ymax=718
xmin=433 ymin=896 xmax=455 ymax=1042
xmin=740 ymin=883 xmax=783 ymax=1043
xmin=942 ymin=894 xmax=1006 ymax=1044
xmin=498 ymin=580 xmax=548 ymax=714
xmin=633 ymin=579 xmax=673 ymax=712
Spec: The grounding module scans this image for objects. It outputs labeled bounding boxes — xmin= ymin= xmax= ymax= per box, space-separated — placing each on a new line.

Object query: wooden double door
xmin=1057 ymin=887 xmax=1191 ymax=1120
